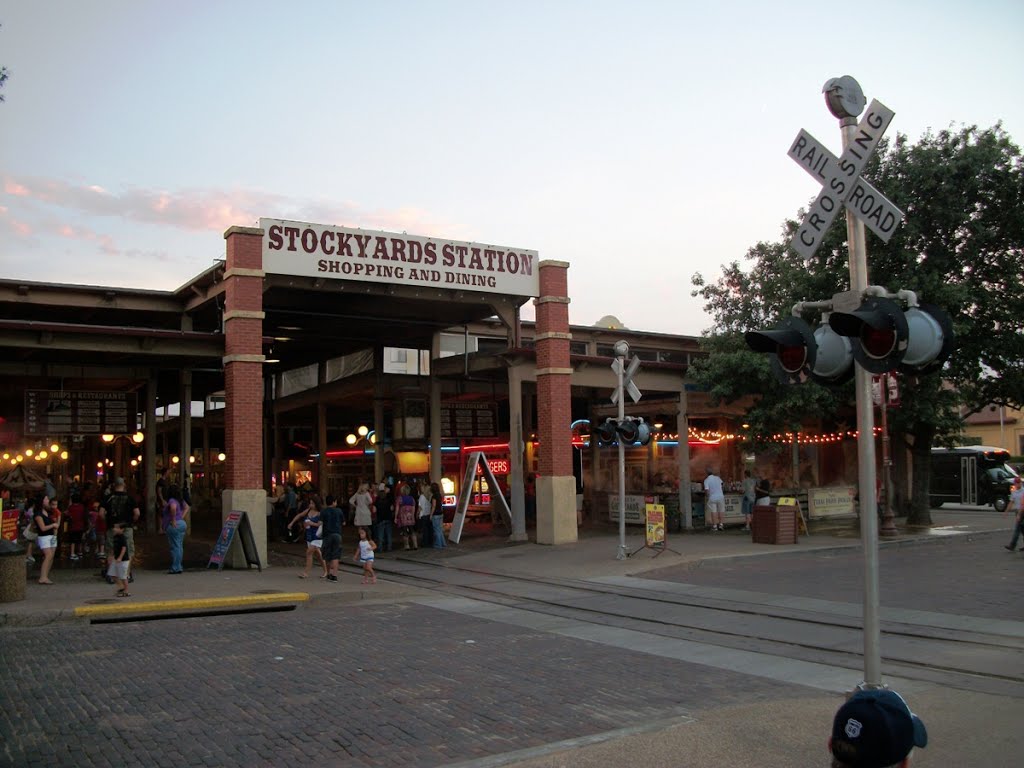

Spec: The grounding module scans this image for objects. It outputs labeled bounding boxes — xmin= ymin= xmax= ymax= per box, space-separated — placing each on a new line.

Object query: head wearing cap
xmin=830 ymin=689 xmax=927 ymax=767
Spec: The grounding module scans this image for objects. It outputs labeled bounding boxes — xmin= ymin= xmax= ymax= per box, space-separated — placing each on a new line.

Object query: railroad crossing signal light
xmin=595 ymin=418 xmax=618 ymax=446
xmin=745 ymin=317 xmax=816 ymax=385
xmin=829 ymin=298 xmax=953 ymax=375
xmin=595 ymin=417 xmax=652 ymax=447
xmin=616 ymin=417 xmax=652 ymax=446
xmin=745 ymin=317 xmax=855 ymax=385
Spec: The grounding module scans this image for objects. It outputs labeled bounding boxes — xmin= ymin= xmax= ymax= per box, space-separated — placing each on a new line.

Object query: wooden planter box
xmin=751 ymin=504 xmax=799 ymax=545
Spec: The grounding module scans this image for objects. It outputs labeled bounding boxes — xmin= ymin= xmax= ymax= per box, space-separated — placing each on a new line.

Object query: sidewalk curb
xmin=73 ymin=591 xmax=311 ymax=619
xmin=0 ymin=578 xmax=432 ymax=628
xmin=673 ymin=527 xmax=1004 ymax=568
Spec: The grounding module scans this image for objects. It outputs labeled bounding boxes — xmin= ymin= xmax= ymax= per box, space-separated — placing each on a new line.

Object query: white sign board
xmin=788 ymin=129 xmax=903 ymax=243
xmin=610 ymin=356 xmax=643 ymax=405
xmin=790 ymin=100 xmax=895 ymax=259
xmin=260 ymin=218 xmax=540 ymax=298
xmin=608 ymin=494 xmax=646 ymax=524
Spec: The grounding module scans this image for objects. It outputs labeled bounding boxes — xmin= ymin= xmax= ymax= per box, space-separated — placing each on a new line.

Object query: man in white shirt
xmin=703 ymin=467 xmax=725 ymax=531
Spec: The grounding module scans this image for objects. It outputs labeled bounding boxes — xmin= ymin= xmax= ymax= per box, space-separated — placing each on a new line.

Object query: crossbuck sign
xmin=788 ymin=100 xmax=904 ymax=260
xmin=610 ymin=355 xmax=642 ymax=404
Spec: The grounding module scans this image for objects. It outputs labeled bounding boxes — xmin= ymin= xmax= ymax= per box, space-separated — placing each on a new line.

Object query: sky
xmin=1 ymin=1 xmax=1022 ymax=336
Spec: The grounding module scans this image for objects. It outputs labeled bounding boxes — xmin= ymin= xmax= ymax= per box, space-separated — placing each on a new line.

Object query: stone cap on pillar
xmin=223 ymin=225 xmax=264 ymax=239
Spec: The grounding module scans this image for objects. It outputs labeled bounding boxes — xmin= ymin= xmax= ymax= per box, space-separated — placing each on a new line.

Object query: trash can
xmin=0 ymin=538 xmax=27 ymax=602
xmin=751 ymin=503 xmax=799 ymax=544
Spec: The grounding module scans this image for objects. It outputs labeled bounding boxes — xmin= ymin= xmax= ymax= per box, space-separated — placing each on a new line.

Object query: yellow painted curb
xmin=74 ymin=592 xmax=310 ymax=618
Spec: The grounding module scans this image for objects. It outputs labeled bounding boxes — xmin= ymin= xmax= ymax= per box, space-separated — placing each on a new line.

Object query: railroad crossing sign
xmin=788 ymin=99 xmax=904 ymax=260
xmin=610 ymin=354 xmax=642 ymax=404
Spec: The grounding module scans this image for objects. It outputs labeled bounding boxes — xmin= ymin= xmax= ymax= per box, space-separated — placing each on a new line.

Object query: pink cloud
xmin=3 ymin=180 xmax=30 ymax=196
xmin=0 ymin=205 xmax=33 ymax=237
xmin=0 ymin=174 xmax=459 ymax=238
xmin=52 ymin=221 xmax=118 ymax=255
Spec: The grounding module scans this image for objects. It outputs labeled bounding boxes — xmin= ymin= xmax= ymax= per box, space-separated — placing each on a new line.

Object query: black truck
xmin=929 ymin=446 xmax=1020 ymax=512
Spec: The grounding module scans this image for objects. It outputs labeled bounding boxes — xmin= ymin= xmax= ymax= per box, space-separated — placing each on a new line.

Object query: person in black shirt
xmin=101 ymin=478 xmax=140 ymax=582
xmin=320 ymin=495 xmax=343 ymax=582
xmin=33 ymin=496 xmax=60 ymax=585
xmin=107 ymin=522 xmax=130 ymax=597
xmin=374 ymin=485 xmax=394 ymax=552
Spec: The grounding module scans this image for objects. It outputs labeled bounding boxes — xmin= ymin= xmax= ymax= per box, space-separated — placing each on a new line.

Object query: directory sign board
xmin=24 ymin=390 xmax=136 ymax=436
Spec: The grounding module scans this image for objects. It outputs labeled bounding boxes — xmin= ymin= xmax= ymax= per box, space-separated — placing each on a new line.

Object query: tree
xmin=692 ymin=125 xmax=1024 ymax=524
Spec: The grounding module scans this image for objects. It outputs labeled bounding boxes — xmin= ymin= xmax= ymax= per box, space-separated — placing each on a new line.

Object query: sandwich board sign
xmin=449 ymin=452 xmax=513 ymax=543
xmin=207 ymin=510 xmax=262 ymax=571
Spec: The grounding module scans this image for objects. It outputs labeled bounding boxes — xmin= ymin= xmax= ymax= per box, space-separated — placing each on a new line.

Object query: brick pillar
xmin=534 ymin=260 xmax=577 ymax=544
xmin=222 ymin=226 xmax=268 ymax=566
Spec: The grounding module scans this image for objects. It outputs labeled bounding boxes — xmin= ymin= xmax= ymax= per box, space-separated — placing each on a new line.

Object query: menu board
xmin=24 ymin=390 xmax=137 ymax=436
xmin=439 ymin=402 xmax=498 ymax=438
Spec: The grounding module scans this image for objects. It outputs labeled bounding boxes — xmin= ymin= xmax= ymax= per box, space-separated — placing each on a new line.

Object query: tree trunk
xmin=891 ymin=429 xmax=910 ymax=516
xmin=907 ymin=423 xmax=935 ymax=526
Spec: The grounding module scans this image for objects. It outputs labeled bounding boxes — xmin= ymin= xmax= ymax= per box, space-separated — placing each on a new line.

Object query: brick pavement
xmin=0 ymin=600 xmax=819 ymax=768
xmin=641 ymin=533 xmax=1024 ymax=621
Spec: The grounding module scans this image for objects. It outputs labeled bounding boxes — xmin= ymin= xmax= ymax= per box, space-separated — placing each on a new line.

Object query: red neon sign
xmin=477 ymin=459 xmax=509 ymax=475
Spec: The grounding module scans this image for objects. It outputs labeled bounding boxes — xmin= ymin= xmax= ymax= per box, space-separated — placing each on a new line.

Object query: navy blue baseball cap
xmin=830 ymin=689 xmax=928 ymax=767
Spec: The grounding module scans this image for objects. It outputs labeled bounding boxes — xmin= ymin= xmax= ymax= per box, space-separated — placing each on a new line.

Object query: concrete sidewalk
xmin=1 ymin=507 xmax=1008 ymax=626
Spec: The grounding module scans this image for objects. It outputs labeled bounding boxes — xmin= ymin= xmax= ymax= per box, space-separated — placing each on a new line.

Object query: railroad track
xmin=369 ymin=558 xmax=1024 ymax=697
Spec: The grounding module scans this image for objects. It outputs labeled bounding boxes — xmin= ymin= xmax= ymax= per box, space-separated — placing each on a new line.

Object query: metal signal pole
xmin=836 ymin=95 xmax=882 ymax=690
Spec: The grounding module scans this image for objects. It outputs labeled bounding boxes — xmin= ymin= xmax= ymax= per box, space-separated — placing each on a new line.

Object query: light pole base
xmin=880 ymin=512 xmax=899 ymax=537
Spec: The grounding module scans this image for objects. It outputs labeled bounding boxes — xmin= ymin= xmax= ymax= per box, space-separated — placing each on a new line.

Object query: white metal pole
xmin=841 ymin=115 xmax=883 ymax=689
xmin=616 ymin=353 xmax=627 ymax=560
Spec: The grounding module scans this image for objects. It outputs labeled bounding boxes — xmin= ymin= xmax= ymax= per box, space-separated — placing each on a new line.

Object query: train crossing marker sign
xmin=610 ymin=355 xmax=642 ymax=405
xmin=789 ymin=99 xmax=902 ymax=259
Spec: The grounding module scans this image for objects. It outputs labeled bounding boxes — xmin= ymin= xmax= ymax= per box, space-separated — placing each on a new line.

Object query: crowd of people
xmin=270 ymin=477 xmax=450 ymax=583
xmin=10 ymin=473 xmax=188 ymax=594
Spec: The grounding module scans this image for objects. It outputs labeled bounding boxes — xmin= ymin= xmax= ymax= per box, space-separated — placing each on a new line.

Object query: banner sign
xmin=261 ymin=218 xmax=540 ymax=298
xmin=807 ymin=486 xmax=857 ymax=518
xmin=608 ymin=494 xmax=647 ymax=524
xmin=24 ymin=390 xmax=136 ymax=436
